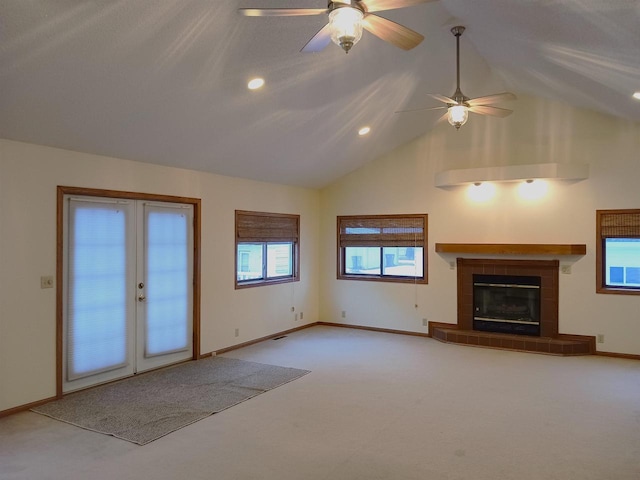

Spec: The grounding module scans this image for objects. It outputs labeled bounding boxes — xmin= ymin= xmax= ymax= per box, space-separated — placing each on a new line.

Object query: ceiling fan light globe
xmin=329 ymin=7 xmax=363 ymax=53
xmin=448 ymin=105 xmax=469 ymax=129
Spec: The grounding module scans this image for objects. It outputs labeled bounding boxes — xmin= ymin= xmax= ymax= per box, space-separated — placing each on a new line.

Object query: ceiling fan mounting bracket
xmin=451 ymin=25 xmax=465 ymax=37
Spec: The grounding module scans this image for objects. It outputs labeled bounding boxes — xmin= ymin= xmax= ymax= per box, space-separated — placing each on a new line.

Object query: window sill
xmin=235 ymin=277 xmax=299 ymax=289
xmin=596 ymin=286 xmax=640 ymax=296
xmin=338 ymin=274 xmax=427 ymax=285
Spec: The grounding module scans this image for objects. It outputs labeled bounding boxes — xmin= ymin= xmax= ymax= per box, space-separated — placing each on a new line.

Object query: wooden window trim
xmin=596 ymin=209 xmax=640 ymax=295
xmin=336 ymin=213 xmax=428 ymax=285
xmin=235 ymin=210 xmax=300 ymax=289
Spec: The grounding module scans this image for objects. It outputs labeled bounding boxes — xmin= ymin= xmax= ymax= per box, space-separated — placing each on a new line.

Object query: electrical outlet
xmin=561 ymin=265 xmax=572 ymax=274
xmin=422 ymin=318 xmax=428 ymax=327
xmin=234 ymin=328 xmax=239 ymax=338
xmin=300 ymin=312 xmax=304 ymax=320
xmin=294 ymin=313 xmax=299 ymax=321
xmin=40 ymin=276 xmax=54 ymax=289
xmin=597 ymin=334 xmax=604 ymax=343
xmin=341 ymin=310 xmax=346 ymax=319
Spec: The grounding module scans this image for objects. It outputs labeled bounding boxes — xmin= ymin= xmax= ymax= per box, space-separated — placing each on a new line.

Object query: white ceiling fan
xmin=400 ymin=26 xmax=516 ymax=129
xmin=238 ymin=0 xmax=437 ymax=54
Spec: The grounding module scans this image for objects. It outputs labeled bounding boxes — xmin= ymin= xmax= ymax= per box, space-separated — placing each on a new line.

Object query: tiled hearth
xmin=431 ymin=258 xmax=595 ymax=356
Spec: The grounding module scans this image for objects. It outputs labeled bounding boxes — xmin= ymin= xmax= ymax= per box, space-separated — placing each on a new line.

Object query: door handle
xmin=138 ymin=295 xmax=146 ymax=302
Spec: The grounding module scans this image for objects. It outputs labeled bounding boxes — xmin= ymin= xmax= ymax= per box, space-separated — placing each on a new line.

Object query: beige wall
xmin=319 ymin=94 xmax=640 ymax=355
xmin=0 ymin=140 xmax=320 ymax=411
xmin=2 ymin=93 xmax=640 ymax=412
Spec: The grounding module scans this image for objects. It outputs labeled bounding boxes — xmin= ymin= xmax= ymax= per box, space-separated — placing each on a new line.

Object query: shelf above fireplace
xmin=435 ymin=243 xmax=587 ymax=256
xmin=435 ymin=162 xmax=589 ymax=187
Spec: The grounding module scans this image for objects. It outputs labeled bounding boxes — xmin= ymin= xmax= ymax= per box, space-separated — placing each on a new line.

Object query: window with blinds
xmin=235 ymin=210 xmax=300 ymax=288
xmin=337 ymin=214 xmax=428 ymax=284
xmin=596 ymin=209 xmax=640 ymax=294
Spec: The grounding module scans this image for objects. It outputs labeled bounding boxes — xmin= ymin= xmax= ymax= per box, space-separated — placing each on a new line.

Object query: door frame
xmin=56 ymin=186 xmax=202 ymax=398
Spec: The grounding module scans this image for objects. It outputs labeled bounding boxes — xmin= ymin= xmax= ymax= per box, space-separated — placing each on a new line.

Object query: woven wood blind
xmin=600 ymin=211 xmax=640 ymax=238
xmin=338 ymin=215 xmax=426 ymax=247
xmin=236 ymin=210 xmax=299 ymax=243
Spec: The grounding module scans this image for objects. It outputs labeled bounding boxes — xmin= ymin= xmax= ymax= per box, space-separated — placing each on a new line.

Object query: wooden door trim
xmin=56 ymin=186 xmax=202 ymax=398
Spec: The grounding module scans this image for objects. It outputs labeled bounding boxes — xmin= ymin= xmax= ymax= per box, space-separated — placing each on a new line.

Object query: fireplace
xmin=456 ymin=258 xmax=559 ymax=338
xmin=473 ymin=274 xmax=541 ymax=336
xmin=430 ymin=255 xmax=595 ymax=355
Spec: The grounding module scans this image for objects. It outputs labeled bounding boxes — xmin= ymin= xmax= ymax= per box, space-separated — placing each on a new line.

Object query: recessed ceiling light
xmin=358 ymin=126 xmax=371 ymax=136
xmin=633 ymin=92 xmax=640 ymax=100
xmin=247 ymin=78 xmax=265 ymax=90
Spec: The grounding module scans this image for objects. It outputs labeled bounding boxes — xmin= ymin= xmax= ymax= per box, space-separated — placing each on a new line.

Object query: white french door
xmin=63 ymin=196 xmax=193 ymax=393
xmin=135 ymin=202 xmax=193 ymax=372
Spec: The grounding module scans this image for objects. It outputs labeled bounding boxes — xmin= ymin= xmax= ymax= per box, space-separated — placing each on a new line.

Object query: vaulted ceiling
xmin=1 ymin=1 xmax=638 ymax=188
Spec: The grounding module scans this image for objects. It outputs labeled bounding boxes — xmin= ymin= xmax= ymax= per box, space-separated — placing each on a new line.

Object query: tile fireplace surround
xmin=431 ymin=258 xmax=595 ymax=355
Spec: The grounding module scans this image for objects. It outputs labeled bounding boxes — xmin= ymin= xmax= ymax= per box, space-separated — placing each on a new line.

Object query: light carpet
xmin=32 ymin=356 xmax=310 ymax=445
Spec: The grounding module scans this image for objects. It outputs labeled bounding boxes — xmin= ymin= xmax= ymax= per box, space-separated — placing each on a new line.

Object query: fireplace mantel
xmin=435 ymin=243 xmax=586 ymax=256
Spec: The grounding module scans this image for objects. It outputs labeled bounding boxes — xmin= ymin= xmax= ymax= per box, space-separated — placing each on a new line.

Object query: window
xmin=596 ymin=209 xmax=640 ymax=295
xmin=337 ymin=214 xmax=427 ymax=284
xmin=235 ymin=210 xmax=299 ymax=288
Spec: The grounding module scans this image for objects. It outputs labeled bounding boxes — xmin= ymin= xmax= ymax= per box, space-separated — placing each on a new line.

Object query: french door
xmin=62 ymin=195 xmax=194 ymax=393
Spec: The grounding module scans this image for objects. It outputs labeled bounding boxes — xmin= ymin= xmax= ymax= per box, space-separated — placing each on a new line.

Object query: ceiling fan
xmin=238 ymin=0 xmax=436 ymax=54
xmin=401 ymin=26 xmax=516 ymax=129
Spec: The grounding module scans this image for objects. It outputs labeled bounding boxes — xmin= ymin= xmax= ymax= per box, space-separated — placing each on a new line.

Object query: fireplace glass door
xmin=473 ymin=274 xmax=541 ymax=336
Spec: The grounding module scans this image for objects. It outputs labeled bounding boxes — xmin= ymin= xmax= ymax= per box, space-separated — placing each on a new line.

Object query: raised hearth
xmin=431 ymin=327 xmax=594 ymax=355
xmin=431 ymin=258 xmax=594 ymax=355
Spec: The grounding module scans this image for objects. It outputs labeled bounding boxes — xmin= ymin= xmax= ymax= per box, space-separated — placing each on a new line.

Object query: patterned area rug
xmin=32 ymin=357 xmax=310 ymax=445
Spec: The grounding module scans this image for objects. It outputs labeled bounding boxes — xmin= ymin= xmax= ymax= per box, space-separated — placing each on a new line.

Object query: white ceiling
xmin=1 ymin=0 xmax=638 ymax=188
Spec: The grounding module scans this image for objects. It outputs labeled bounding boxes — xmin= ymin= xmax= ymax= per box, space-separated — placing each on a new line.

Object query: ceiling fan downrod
xmin=451 ymin=25 xmax=467 ymax=105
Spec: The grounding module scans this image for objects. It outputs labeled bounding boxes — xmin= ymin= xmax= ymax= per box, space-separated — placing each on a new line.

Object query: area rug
xmin=32 ymin=356 xmax=310 ymax=445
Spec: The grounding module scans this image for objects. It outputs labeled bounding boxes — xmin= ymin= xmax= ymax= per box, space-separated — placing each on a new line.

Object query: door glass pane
xmin=344 ymin=247 xmax=381 ymax=275
xmin=67 ymin=201 xmax=129 ymax=380
xmin=145 ymin=209 xmax=189 ymax=356
xmin=267 ymin=243 xmax=293 ymax=278
xmin=237 ymin=243 xmax=264 ymax=281
xmin=382 ymin=247 xmax=424 ymax=278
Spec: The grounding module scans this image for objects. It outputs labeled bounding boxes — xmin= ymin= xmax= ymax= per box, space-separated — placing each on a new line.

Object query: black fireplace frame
xmin=473 ymin=273 xmax=541 ymax=337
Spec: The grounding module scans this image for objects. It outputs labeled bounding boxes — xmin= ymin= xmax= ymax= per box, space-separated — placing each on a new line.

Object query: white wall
xmin=319 ymin=94 xmax=640 ymax=355
xmin=0 ymin=140 xmax=320 ymax=412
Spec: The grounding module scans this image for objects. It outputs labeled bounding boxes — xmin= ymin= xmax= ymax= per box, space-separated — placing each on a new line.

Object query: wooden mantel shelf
xmin=435 ymin=243 xmax=587 ymax=256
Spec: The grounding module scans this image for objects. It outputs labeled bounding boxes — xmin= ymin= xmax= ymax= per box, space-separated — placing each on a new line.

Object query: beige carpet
xmin=3 ymin=326 xmax=640 ymax=479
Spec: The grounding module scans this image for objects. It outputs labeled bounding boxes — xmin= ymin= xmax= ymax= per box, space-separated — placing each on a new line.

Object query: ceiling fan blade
xmin=395 ymin=106 xmax=446 ymax=114
xmin=467 ymin=92 xmax=517 ymax=106
xmin=469 ymin=105 xmax=513 ymax=118
xmin=238 ymin=8 xmax=327 ymax=17
xmin=362 ymin=14 xmax=424 ymax=50
xmin=436 ymin=110 xmax=450 ymax=124
xmin=363 ymin=0 xmax=437 ymax=13
xmin=301 ymin=23 xmax=332 ymax=53
xmin=427 ymin=93 xmax=457 ymax=105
